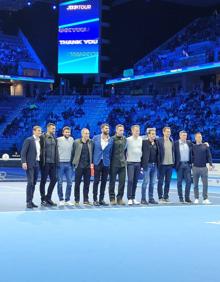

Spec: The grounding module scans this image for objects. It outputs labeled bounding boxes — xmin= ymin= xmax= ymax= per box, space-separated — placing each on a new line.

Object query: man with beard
xmin=93 ymin=124 xmax=113 ymax=206
xmin=40 ymin=123 xmax=59 ymax=206
xmin=109 ymin=124 xmax=127 ymax=205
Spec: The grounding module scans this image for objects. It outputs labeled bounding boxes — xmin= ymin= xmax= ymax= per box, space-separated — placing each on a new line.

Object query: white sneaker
xmin=203 ymin=199 xmax=211 ymax=205
xmin=194 ymin=199 xmax=199 ymax=204
xmin=59 ymin=200 xmax=65 ymax=206
xmin=159 ymin=199 xmax=164 ymax=204
xmin=128 ymin=199 xmax=133 ymax=205
xmin=133 ymin=199 xmax=140 ymax=205
xmin=65 ymin=201 xmax=75 ymax=206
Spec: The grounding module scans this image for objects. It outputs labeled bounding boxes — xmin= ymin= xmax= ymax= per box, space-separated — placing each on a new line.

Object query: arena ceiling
xmin=112 ymin=0 xmax=220 ymax=7
xmin=0 ymin=0 xmax=220 ymax=11
xmin=0 ymin=0 xmax=54 ymax=11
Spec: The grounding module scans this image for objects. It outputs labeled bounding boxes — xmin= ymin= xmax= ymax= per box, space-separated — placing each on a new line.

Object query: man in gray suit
xmin=72 ymin=128 xmax=94 ymax=205
xmin=21 ymin=126 xmax=42 ymax=208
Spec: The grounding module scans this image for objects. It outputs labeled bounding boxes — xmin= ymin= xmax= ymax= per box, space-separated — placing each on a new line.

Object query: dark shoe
xmin=46 ymin=199 xmax=57 ymax=206
xmin=163 ymin=198 xmax=171 ymax=203
xmin=75 ymin=201 xmax=80 ymax=206
xmin=41 ymin=200 xmax=48 ymax=207
xmin=99 ymin=200 xmax=109 ymax=206
xmin=26 ymin=202 xmax=33 ymax=209
xmin=84 ymin=201 xmax=92 ymax=206
xmin=185 ymin=199 xmax=192 ymax=204
xmin=93 ymin=201 xmax=100 ymax=206
xmin=31 ymin=202 xmax=38 ymax=208
xmin=141 ymin=200 xmax=148 ymax=205
xmin=149 ymin=199 xmax=158 ymax=204
xmin=110 ymin=199 xmax=117 ymax=205
xmin=117 ymin=199 xmax=126 ymax=205
xmin=179 ymin=198 xmax=184 ymax=203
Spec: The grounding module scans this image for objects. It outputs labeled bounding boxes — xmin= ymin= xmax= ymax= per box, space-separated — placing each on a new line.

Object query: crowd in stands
xmin=2 ymin=95 xmax=86 ymax=140
xmin=105 ymin=87 xmax=220 ymax=154
xmin=135 ymin=15 xmax=220 ymax=75
xmin=0 ymin=41 xmax=30 ymax=75
xmin=1 ymin=86 xmax=220 ymax=157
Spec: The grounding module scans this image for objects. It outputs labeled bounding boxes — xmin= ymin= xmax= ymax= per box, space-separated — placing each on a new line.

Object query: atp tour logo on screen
xmin=58 ymin=0 xmax=100 ymax=74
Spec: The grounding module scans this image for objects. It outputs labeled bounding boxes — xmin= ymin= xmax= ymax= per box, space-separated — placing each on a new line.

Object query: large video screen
xmin=58 ymin=0 xmax=100 ymax=74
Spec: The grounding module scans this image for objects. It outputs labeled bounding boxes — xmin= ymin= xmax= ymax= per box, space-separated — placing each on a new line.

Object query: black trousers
xmin=109 ymin=166 xmax=126 ymax=201
xmin=74 ymin=166 xmax=91 ymax=202
xmin=127 ymin=162 xmax=141 ymax=200
xmin=93 ymin=161 xmax=109 ymax=202
xmin=177 ymin=162 xmax=191 ymax=200
xmin=40 ymin=163 xmax=57 ymax=201
xmin=157 ymin=164 xmax=173 ymax=200
xmin=26 ymin=161 xmax=39 ymax=203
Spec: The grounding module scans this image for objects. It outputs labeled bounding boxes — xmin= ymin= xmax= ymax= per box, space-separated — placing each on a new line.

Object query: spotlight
xmin=52 ymin=5 xmax=57 ymax=10
xmin=27 ymin=1 xmax=31 ymax=6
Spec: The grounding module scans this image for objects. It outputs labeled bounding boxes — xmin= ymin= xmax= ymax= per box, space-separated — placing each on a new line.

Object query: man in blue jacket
xmin=93 ymin=124 xmax=113 ymax=206
xmin=21 ymin=126 xmax=42 ymax=208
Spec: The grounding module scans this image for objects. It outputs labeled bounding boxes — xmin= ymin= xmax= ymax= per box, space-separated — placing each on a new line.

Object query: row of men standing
xmin=21 ymin=123 xmax=213 ymax=208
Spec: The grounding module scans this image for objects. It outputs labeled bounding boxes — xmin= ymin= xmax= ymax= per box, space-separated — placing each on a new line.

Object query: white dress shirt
xmin=101 ymin=135 xmax=109 ymax=150
xmin=33 ymin=135 xmax=40 ymax=161
xmin=179 ymin=140 xmax=189 ymax=162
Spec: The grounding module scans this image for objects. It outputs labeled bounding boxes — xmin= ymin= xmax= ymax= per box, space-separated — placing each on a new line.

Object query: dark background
xmin=1 ymin=0 xmax=220 ymax=77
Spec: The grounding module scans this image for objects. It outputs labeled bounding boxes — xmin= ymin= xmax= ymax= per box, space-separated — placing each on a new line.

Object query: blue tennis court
xmin=0 ymin=182 xmax=219 ymax=282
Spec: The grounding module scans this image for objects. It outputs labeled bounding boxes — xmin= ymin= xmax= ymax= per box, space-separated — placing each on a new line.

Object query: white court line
xmin=206 ymin=221 xmax=220 ymax=225
xmin=0 ymin=203 xmax=220 ymax=215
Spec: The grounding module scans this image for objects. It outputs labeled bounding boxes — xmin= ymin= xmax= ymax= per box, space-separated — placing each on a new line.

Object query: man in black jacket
xmin=174 ymin=131 xmax=193 ymax=203
xmin=141 ymin=128 xmax=159 ymax=205
xmin=157 ymin=127 xmax=175 ymax=203
xmin=21 ymin=126 xmax=42 ymax=208
xmin=72 ymin=128 xmax=94 ymax=206
xmin=40 ymin=123 xmax=59 ymax=206
xmin=109 ymin=124 xmax=127 ymax=205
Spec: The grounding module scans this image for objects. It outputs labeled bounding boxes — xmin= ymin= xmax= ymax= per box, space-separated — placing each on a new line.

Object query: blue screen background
xmin=58 ymin=0 xmax=100 ymax=74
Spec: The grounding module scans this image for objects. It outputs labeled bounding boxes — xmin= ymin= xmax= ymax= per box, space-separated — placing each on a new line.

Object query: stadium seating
xmin=0 ymin=89 xmax=219 ymax=159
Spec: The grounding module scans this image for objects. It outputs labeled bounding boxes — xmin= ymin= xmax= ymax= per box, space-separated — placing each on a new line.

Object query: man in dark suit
xmin=157 ymin=127 xmax=175 ymax=203
xmin=141 ymin=128 xmax=160 ymax=205
xmin=93 ymin=124 xmax=113 ymax=206
xmin=174 ymin=131 xmax=193 ymax=203
xmin=21 ymin=126 xmax=42 ymax=208
xmin=40 ymin=123 xmax=59 ymax=206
